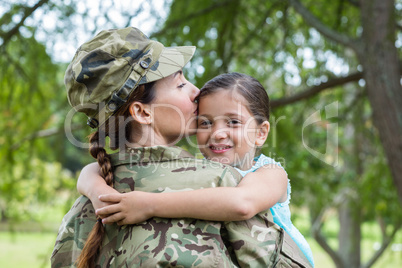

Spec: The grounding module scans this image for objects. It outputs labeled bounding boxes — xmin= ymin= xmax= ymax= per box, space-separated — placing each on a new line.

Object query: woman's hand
xmin=96 ymin=191 xmax=155 ymax=225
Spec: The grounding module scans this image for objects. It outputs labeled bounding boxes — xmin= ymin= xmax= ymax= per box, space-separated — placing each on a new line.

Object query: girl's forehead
xmin=199 ymin=89 xmax=252 ymax=116
xmin=201 ymin=89 xmax=246 ymax=103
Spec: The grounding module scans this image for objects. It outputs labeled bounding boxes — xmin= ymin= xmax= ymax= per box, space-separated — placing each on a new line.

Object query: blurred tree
xmin=0 ymin=0 xmax=172 ymax=223
xmin=155 ymin=0 xmax=401 ymax=267
xmin=0 ymin=1 xmax=76 ymax=223
xmin=158 ymin=0 xmax=402 ymax=201
xmin=0 ymin=0 xmax=401 ymax=267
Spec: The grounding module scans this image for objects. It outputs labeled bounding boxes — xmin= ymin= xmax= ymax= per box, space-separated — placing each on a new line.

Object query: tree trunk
xmin=337 ymin=113 xmax=363 ymax=268
xmin=338 ymin=200 xmax=361 ymax=268
xmin=358 ymin=0 xmax=402 ymax=203
xmin=0 ymin=208 xmax=7 ymax=223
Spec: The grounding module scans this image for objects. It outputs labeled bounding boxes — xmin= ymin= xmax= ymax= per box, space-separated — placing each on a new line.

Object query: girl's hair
xmin=199 ymin=72 xmax=270 ymax=123
xmin=76 ymin=82 xmax=156 ymax=268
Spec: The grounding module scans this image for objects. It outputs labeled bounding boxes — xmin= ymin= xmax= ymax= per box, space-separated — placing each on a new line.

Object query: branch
xmin=311 ymin=207 xmax=344 ymax=267
xmin=347 ymin=0 xmax=360 ymax=7
xmin=0 ymin=0 xmax=50 ymax=48
xmin=362 ymin=220 xmax=402 ymax=268
xmin=232 ymin=3 xmax=284 ymax=68
xmin=335 ymin=0 xmax=345 ymax=31
xmin=337 ymin=87 xmax=367 ymax=121
xmin=11 ymin=123 xmax=84 ymax=151
xmin=150 ymin=0 xmax=233 ymax=38
xmin=288 ymin=0 xmax=358 ymax=50
xmin=238 ymin=1 xmax=284 ymax=51
xmin=4 ymin=50 xmax=30 ymax=79
xmin=270 ymin=60 xmax=402 ymax=109
xmin=397 ymin=23 xmax=402 ymax=32
xmin=311 ymin=188 xmax=359 ymax=267
xmin=270 ymin=72 xmax=363 ymax=109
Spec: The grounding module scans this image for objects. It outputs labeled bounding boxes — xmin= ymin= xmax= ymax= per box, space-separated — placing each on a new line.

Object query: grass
xmin=292 ymin=208 xmax=402 ymax=268
xmin=0 ymin=203 xmax=66 ymax=268
xmin=305 ymin=236 xmax=402 ymax=268
xmin=1 ymin=226 xmax=401 ymax=268
xmin=0 ymin=231 xmax=57 ymax=268
xmin=0 ymin=208 xmax=401 ymax=268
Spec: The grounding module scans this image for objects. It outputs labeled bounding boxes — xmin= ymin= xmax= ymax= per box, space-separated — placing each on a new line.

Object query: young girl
xmin=78 ymin=72 xmax=314 ymax=266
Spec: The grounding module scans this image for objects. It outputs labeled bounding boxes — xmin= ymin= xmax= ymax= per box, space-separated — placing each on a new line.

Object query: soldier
xmin=51 ymin=27 xmax=310 ymax=267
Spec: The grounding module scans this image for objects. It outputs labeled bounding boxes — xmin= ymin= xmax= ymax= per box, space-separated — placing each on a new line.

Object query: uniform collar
xmin=111 ymin=146 xmax=195 ymax=166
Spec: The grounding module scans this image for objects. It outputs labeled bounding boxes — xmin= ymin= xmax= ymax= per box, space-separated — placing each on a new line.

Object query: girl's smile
xmin=196 ymin=89 xmax=268 ymax=170
xmin=209 ymin=143 xmax=233 ymax=153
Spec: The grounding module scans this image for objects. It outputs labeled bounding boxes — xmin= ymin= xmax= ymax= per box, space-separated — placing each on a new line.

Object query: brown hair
xmin=76 ymin=82 xmax=156 ymax=268
xmin=199 ymin=72 xmax=270 ymax=123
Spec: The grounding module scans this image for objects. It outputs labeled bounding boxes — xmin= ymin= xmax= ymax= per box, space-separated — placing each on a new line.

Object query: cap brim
xmin=141 ymin=46 xmax=196 ymax=83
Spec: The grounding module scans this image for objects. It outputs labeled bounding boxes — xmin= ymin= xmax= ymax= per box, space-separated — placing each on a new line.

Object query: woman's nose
xmin=189 ymin=82 xmax=200 ymax=102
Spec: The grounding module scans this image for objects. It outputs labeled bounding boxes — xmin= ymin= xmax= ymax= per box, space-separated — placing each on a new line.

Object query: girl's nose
xmin=212 ymin=128 xmax=229 ymax=140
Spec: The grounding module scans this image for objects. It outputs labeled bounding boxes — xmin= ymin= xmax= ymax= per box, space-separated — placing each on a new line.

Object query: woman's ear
xmin=255 ymin=121 xmax=270 ymax=147
xmin=129 ymin=102 xmax=152 ymax=125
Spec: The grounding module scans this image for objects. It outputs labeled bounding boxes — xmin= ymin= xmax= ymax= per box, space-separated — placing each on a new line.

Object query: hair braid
xmin=75 ymin=83 xmax=156 ymax=267
xmin=76 ymin=131 xmax=113 ymax=268
xmin=89 ymin=131 xmax=113 ymax=187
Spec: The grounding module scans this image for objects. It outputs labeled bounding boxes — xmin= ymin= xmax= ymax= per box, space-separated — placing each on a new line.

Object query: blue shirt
xmin=235 ymin=154 xmax=315 ymax=267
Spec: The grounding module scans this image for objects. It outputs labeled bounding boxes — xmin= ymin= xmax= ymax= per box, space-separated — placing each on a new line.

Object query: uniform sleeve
xmin=51 ymin=196 xmax=97 ymax=267
xmin=217 ymin=167 xmax=278 ymax=266
xmin=224 ymin=213 xmax=282 ymax=266
xmin=217 ymin=166 xmax=242 ymax=187
xmin=219 ymin=167 xmax=311 ymax=268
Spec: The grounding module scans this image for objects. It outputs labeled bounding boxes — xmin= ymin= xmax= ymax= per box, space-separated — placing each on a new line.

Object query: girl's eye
xmin=198 ymin=120 xmax=212 ymax=128
xmin=178 ymin=83 xmax=186 ymax=88
xmin=228 ymin=119 xmax=241 ymax=126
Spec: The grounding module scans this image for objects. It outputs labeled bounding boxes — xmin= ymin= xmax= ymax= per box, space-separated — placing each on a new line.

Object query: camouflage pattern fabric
xmin=65 ymin=27 xmax=195 ymax=128
xmin=51 ymin=146 xmax=311 ymax=267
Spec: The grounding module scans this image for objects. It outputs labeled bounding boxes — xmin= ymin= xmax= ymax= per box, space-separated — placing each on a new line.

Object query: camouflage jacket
xmin=51 ymin=146 xmax=311 ymax=268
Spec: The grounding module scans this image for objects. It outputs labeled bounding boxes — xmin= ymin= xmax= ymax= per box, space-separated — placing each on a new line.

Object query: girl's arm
xmin=97 ymin=164 xmax=287 ymax=225
xmin=77 ymin=162 xmax=119 ymax=211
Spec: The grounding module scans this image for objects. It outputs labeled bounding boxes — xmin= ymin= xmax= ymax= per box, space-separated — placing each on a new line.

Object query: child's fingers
xmin=96 ymin=204 xmax=120 ymax=216
xmin=117 ymin=219 xmax=129 ymax=226
xmin=99 ymin=193 xmax=122 ymax=203
xmin=102 ymin=213 xmax=125 ymax=224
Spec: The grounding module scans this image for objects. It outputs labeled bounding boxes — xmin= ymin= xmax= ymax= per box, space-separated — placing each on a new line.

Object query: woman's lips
xmin=209 ymin=144 xmax=232 ymax=153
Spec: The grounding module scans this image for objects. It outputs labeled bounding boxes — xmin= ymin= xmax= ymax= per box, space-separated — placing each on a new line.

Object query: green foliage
xmin=1 ymin=159 xmax=76 ymax=222
xmin=0 ymin=1 xmax=401 ymax=267
xmin=360 ymin=149 xmax=401 ymax=223
xmin=0 ymin=0 xmax=163 ymax=223
xmin=0 ymin=2 xmax=85 ymax=222
xmin=0 ymin=33 xmax=77 ymax=221
xmin=160 ymin=0 xmax=401 ymax=266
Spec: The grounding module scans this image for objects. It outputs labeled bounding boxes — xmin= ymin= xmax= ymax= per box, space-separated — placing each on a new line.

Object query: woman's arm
xmin=97 ymin=164 xmax=287 ymax=225
xmin=77 ymin=162 xmax=119 ymax=211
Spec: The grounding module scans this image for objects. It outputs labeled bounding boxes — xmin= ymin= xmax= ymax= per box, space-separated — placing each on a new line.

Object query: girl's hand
xmin=91 ymin=186 xmax=119 ymax=213
xmin=96 ymin=191 xmax=154 ymax=225
xmin=77 ymin=162 xmax=119 ymax=213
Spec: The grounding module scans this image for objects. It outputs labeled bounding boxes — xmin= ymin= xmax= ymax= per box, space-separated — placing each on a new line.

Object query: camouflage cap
xmin=65 ymin=27 xmax=196 ymax=128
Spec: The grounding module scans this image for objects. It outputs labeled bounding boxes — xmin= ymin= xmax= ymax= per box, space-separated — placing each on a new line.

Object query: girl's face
xmin=151 ymin=70 xmax=199 ymax=144
xmin=196 ymin=90 xmax=268 ymax=170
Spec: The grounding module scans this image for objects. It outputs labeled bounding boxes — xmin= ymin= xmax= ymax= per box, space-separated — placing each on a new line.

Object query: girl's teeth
xmin=211 ymin=146 xmax=230 ymax=150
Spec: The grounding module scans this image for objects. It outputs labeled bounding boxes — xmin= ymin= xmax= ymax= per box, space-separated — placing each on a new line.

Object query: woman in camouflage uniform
xmin=51 ymin=27 xmax=310 ymax=268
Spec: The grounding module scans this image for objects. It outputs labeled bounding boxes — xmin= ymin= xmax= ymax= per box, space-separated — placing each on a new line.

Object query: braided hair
xmin=76 ymin=82 xmax=156 ymax=268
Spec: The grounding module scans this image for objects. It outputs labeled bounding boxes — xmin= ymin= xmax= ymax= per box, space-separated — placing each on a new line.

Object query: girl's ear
xmin=255 ymin=121 xmax=270 ymax=147
xmin=129 ymin=102 xmax=152 ymax=125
